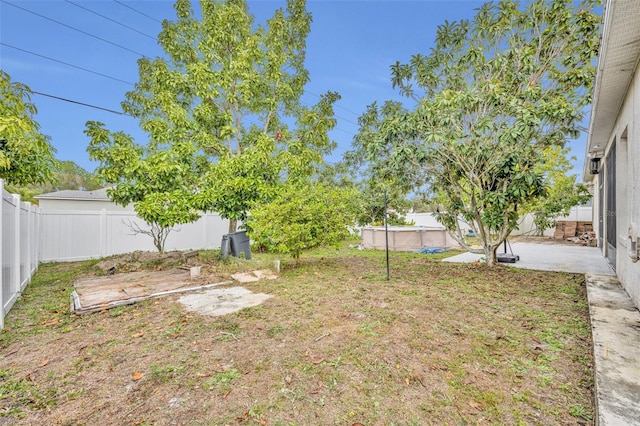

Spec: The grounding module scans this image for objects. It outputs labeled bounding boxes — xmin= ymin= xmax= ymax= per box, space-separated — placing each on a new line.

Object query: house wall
xmin=597 ymin=59 xmax=640 ymax=307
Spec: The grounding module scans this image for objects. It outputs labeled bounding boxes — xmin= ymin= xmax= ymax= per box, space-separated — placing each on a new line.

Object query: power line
xmin=2 ymin=2 xmax=358 ymax=137
xmin=3 ymin=1 xmax=146 ymax=57
xmin=113 ymin=0 xmax=163 ymax=24
xmin=1 ymin=43 xmax=135 ymax=86
xmin=3 ymin=41 xmax=358 ymax=133
xmin=306 ymin=88 xmax=362 ymax=119
xmin=332 ymin=127 xmax=356 ymax=137
xmin=32 ymin=91 xmax=126 ymax=115
xmin=65 ymin=0 xmax=156 ymax=40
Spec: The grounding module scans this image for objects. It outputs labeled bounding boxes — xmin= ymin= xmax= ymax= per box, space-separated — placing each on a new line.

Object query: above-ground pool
xmin=361 ymin=226 xmax=459 ymax=252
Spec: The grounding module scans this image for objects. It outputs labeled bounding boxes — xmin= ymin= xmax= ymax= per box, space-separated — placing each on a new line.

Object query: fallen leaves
xmin=468 ymin=400 xmax=482 ymax=410
xmin=132 ymin=371 xmax=144 ymax=381
xmin=305 ymin=351 xmax=325 ymax=365
xmin=40 ymin=317 xmax=60 ymax=326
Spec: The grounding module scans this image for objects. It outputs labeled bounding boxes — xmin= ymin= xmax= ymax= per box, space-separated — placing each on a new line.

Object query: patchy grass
xmin=1 ymin=243 xmax=594 ymax=425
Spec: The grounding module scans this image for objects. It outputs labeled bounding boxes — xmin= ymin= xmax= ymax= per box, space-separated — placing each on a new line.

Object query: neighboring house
xmin=35 ymin=188 xmax=132 ymax=211
xmin=584 ymin=0 xmax=640 ymax=308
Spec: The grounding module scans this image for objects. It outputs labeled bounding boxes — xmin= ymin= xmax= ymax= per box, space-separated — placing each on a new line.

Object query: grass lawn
xmin=1 ymin=242 xmax=594 ymax=425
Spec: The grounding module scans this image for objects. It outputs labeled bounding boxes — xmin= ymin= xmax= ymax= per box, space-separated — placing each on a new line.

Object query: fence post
xmin=34 ymin=205 xmax=40 ymax=272
xmin=23 ymin=202 xmax=31 ymax=291
xmin=13 ymin=194 xmax=20 ymax=299
xmin=0 ymin=180 xmax=4 ymax=329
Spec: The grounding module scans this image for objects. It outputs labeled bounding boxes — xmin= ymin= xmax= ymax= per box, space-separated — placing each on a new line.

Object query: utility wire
xmin=306 ymin=88 xmax=362 ymax=119
xmin=65 ymin=0 xmax=157 ymax=40
xmin=113 ymin=0 xmax=163 ymax=24
xmin=32 ymin=91 xmax=126 ymax=115
xmin=4 ymin=0 xmax=360 ymax=131
xmin=3 ymin=44 xmax=357 ymax=135
xmin=1 ymin=43 xmax=135 ymax=86
xmin=2 ymin=2 xmax=358 ymax=137
xmin=3 ymin=1 xmax=146 ymax=57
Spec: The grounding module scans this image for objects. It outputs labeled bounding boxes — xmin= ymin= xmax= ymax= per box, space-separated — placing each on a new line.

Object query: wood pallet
xmin=554 ymin=220 xmax=593 ymax=239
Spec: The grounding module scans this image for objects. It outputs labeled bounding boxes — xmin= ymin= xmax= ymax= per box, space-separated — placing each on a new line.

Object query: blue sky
xmin=1 ymin=0 xmax=588 ymax=178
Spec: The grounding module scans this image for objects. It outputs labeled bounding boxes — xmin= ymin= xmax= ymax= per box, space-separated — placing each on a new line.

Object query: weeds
xmin=202 ymin=369 xmax=242 ymax=394
xmin=0 ymin=241 xmax=595 ymax=425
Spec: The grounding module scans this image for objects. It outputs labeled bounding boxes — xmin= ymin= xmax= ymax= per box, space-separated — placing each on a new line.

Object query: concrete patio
xmin=442 ymin=241 xmax=615 ymax=275
xmin=444 ymin=242 xmax=640 ymax=425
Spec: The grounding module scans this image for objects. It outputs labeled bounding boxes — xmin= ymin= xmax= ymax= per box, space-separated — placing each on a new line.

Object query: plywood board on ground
xmin=71 ymin=269 xmax=230 ymax=314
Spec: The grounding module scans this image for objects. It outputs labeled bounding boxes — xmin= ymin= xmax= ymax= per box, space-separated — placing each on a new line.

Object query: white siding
xmin=614 ymin=62 xmax=640 ymax=306
xmin=594 ymin=53 xmax=640 ymax=308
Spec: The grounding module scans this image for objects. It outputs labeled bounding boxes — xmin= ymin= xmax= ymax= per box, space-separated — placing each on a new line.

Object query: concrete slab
xmin=442 ymin=242 xmax=616 ymax=275
xmin=586 ymin=274 xmax=640 ymax=425
xmin=178 ymin=287 xmax=272 ymax=317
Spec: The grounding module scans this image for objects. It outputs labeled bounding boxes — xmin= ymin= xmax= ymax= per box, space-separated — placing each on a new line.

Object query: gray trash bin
xmin=229 ymin=230 xmax=251 ymax=259
xmin=220 ymin=234 xmax=231 ymax=259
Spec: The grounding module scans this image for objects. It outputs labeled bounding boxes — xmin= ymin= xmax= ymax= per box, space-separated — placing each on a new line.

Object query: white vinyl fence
xmin=39 ymin=209 xmax=231 ymax=262
xmin=1 ymin=180 xmax=40 ymax=328
xmin=1 ymin=179 xmax=231 ymax=327
xmin=406 ymin=206 xmax=593 ymax=237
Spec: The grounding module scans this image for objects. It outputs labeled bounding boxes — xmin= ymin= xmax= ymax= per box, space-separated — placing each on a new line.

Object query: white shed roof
xmin=35 ymin=188 xmax=111 ymax=201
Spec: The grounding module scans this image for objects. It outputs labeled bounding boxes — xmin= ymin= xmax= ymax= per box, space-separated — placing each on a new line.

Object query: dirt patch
xmin=1 ymin=246 xmax=595 ymax=425
xmin=94 ymin=250 xmax=203 ymax=275
xmin=231 ymin=269 xmax=279 ymax=283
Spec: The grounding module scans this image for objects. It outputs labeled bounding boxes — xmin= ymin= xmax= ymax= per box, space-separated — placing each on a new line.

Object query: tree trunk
xmin=228 ymin=219 xmax=237 ymax=234
xmin=484 ymin=244 xmax=498 ymax=266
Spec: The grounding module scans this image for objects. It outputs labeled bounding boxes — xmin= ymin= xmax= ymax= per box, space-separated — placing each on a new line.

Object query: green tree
xmin=410 ymin=191 xmax=438 ymax=213
xmin=86 ymin=121 xmax=202 ymax=253
xmin=246 ymin=182 xmax=358 ymax=262
xmin=86 ymin=0 xmax=339 ymax=250
xmin=524 ymin=146 xmax=591 ymax=235
xmin=43 ymin=160 xmax=102 ymax=192
xmin=344 ymin=101 xmax=414 ymax=226
xmin=355 ymin=177 xmax=411 ymax=226
xmin=6 ymin=160 xmax=103 ymax=203
xmin=0 ymin=71 xmax=57 ymax=186
xmin=350 ymin=0 xmax=600 ymax=265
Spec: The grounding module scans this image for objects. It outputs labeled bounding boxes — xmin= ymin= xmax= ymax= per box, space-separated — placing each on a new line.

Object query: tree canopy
xmin=86 ymin=0 xmax=340 ymax=250
xmin=349 ymin=0 xmax=600 ymax=265
xmin=0 ymin=70 xmax=57 ymax=186
xmin=523 ymin=145 xmax=591 ymax=235
xmin=6 ymin=160 xmax=103 ymax=204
